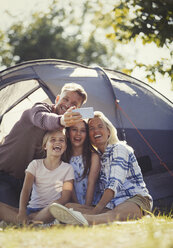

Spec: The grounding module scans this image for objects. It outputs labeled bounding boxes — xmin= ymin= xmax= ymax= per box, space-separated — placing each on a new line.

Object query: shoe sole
xmin=49 ymin=203 xmax=88 ymax=226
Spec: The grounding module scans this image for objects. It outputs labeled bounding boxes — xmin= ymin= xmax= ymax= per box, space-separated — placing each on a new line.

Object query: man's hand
xmin=60 ymin=106 xmax=82 ymax=127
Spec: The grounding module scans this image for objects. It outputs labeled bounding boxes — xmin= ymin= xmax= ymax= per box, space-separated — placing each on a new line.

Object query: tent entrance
xmin=0 ymin=79 xmax=51 ymax=143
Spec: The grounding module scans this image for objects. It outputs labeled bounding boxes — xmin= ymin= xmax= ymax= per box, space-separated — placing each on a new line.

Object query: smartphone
xmin=72 ymin=107 xmax=94 ymax=119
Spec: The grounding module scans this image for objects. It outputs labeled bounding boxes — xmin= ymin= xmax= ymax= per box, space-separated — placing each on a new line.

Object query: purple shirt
xmin=0 ymin=102 xmax=62 ymax=178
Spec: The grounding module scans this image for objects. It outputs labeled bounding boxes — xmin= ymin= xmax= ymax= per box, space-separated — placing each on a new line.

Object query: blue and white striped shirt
xmin=98 ymin=142 xmax=152 ymax=209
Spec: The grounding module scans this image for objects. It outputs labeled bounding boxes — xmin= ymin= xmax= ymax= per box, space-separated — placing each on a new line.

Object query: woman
xmin=49 ymin=111 xmax=153 ymax=225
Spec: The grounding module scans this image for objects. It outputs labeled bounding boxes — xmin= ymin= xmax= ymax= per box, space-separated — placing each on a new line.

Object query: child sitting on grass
xmin=0 ymin=129 xmax=74 ymax=225
xmin=64 ymin=120 xmax=101 ymax=206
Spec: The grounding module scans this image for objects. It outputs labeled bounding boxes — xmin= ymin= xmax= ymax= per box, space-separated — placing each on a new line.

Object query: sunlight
xmin=0 ymin=0 xmax=172 ymax=101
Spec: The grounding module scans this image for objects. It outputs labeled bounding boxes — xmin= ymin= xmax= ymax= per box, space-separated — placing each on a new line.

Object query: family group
xmin=0 ymin=83 xmax=152 ymax=226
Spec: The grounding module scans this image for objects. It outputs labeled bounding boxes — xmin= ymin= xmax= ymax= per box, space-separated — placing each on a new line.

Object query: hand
xmin=17 ymin=212 xmax=28 ymax=224
xmin=60 ymin=106 xmax=82 ymax=127
xmin=92 ymin=205 xmax=103 ymax=215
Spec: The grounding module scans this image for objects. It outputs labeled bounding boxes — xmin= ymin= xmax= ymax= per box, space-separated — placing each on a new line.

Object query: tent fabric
xmin=0 ymin=80 xmax=39 ymax=116
xmin=0 ymin=59 xmax=173 ymax=211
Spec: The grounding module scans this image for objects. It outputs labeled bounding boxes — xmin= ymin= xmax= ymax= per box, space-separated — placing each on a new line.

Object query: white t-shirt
xmin=26 ymin=159 xmax=74 ymax=208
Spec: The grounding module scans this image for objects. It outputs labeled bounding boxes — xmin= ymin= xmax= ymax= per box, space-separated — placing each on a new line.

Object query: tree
xmin=107 ymin=0 xmax=173 ymax=84
xmin=0 ymin=0 xmax=110 ymax=69
xmin=0 ymin=30 xmax=14 ymax=69
xmin=7 ymin=14 xmax=81 ymax=63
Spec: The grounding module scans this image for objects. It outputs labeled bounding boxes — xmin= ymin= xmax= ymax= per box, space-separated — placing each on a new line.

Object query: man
xmin=0 ymin=82 xmax=87 ymax=207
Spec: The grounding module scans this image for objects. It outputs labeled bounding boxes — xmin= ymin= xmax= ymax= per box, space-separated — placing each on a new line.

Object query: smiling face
xmin=88 ymin=117 xmax=110 ymax=153
xmin=68 ymin=121 xmax=87 ymax=149
xmin=44 ymin=130 xmax=67 ymax=158
xmin=55 ymin=91 xmax=83 ymax=115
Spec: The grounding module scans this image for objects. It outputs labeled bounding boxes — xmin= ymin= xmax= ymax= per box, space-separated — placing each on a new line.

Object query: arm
xmin=30 ymin=103 xmax=62 ymax=130
xmin=85 ymin=153 xmax=101 ymax=206
xmin=92 ymin=188 xmax=114 ymax=214
xmin=17 ymin=172 xmax=34 ymax=223
xmin=71 ymin=187 xmax=79 ymax=203
xmin=92 ymin=144 xmax=129 ymax=214
xmin=55 ymin=179 xmax=74 ymax=205
xmin=31 ymin=103 xmax=82 ymax=129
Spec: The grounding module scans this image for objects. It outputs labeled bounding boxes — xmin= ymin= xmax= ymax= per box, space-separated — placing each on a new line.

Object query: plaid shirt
xmin=98 ymin=142 xmax=152 ymax=209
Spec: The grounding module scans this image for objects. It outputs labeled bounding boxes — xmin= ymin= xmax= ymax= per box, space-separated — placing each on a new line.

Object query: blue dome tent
xmin=0 ymin=59 xmax=172 ymax=212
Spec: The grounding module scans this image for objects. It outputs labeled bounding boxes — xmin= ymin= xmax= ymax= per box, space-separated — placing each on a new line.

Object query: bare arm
xmin=55 ymin=179 xmax=74 ymax=205
xmin=85 ymin=153 xmax=101 ymax=206
xmin=71 ymin=187 xmax=79 ymax=203
xmin=92 ymin=188 xmax=114 ymax=214
xmin=17 ymin=172 xmax=34 ymax=223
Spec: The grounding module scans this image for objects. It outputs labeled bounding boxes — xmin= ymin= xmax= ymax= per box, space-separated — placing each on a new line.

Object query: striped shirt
xmin=98 ymin=142 xmax=152 ymax=209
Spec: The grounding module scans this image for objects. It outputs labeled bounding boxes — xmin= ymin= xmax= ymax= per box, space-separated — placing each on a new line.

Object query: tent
xmin=0 ymin=59 xmax=173 ymax=212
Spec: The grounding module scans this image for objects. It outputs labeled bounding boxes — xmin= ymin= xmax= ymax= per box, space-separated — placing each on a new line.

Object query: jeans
xmin=0 ymin=171 xmax=24 ymax=208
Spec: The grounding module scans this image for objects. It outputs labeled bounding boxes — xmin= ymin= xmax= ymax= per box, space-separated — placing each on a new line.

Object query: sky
xmin=0 ymin=0 xmax=173 ymax=101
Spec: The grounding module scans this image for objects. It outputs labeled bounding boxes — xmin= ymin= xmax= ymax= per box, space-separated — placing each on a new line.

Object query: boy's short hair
xmin=61 ymin=83 xmax=87 ymax=104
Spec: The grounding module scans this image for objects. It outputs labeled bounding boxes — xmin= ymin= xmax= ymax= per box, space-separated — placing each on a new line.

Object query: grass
xmin=0 ymin=215 xmax=173 ymax=248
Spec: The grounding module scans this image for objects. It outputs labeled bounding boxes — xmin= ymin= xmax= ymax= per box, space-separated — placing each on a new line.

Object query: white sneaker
xmin=49 ymin=203 xmax=89 ymax=226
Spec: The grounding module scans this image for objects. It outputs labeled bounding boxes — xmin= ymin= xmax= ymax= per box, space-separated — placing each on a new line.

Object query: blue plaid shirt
xmin=98 ymin=142 xmax=152 ymax=209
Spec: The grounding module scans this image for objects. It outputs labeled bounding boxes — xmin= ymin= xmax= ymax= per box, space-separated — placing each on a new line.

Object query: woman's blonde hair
xmin=89 ymin=111 xmax=119 ymax=145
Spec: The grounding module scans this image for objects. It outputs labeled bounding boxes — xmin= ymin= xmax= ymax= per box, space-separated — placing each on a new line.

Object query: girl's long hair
xmin=63 ymin=121 xmax=96 ymax=179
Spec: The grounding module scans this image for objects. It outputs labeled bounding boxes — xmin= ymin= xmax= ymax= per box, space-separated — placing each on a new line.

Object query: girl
xmin=64 ymin=120 xmax=101 ymax=206
xmin=0 ymin=129 xmax=74 ymax=225
xmin=49 ymin=111 xmax=153 ymax=225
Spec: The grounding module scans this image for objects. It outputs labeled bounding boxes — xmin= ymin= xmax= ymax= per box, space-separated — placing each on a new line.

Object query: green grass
xmin=0 ymin=216 xmax=173 ymax=248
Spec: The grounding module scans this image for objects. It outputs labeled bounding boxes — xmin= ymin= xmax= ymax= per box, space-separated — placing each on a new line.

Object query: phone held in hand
xmin=72 ymin=107 xmax=94 ymax=119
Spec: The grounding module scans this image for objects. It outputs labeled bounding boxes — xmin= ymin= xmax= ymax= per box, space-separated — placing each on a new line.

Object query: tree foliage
xmin=0 ymin=0 xmax=109 ymax=69
xmin=1 ymin=0 xmax=172 ymax=88
xmin=108 ymin=0 xmax=173 ymax=83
